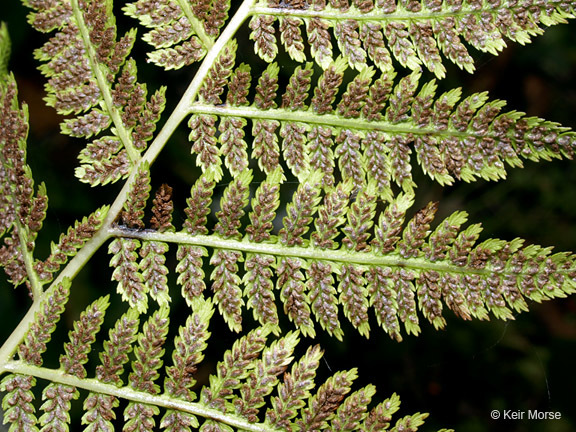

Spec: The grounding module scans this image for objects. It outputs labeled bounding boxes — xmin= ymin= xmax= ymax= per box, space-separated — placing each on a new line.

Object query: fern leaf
xmin=109 ymin=238 xmax=147 ymax=313
xmin=251 ymin=0 xmax=576 ymax=77
xmin=124 ymin=307 xmax=170 ymax=432
xmin=109 ymin=176 xmax=576 ymax=341
xmin=190 ymin=63 xmax=576 ymax=197
xmin=266 ymin=344 xmax=323 ymax=429
xmin=1 ymin=279 xmax=72 ymax=432
xmin=17 ymin=280 xmax=70 ymax=366
xmin=177 ymin=172 xmax=217 ymax=305
xmin=39 ymin=296 xmax=110 ymax=432
xmin=1 ymin=374 xmax=39 ymax=432
xmin=0 ymin=65 xmax=46 ymax=295
xmin=234 ymin=331 xmax=300 ymax=422
xmin=23 ymin=0 xmax=168 ymax=186
xmin=140 ymin=240 xmax=171 ymax=306
xmin=296 ymin=368 xmax=357 ymax=431
xmin=243 ymin=169 xmax=285 ymax=331
xmin=200 ymin=325 xmax=271 ymax=412
xmin=82 ymin=309 xmax=140 ymax=432
xmin=3 ymin=1 xmax=576 ymax=431
xmin=35 ymin=207 xmax=109 ymax=284
xmin=330 ymin=384 xmax=376 ymax=431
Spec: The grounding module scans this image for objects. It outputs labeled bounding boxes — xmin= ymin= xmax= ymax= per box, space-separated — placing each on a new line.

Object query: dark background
xmin=2 ymin=1 xmax=576 ymax=431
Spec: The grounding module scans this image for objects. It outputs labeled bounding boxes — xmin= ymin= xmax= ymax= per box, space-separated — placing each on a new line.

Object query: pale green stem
xmin=14 ymin=224 xmax=43 ymax=299
xmin=107 ymin=226 xmax=505 ymax=278
xmin=70 ymin=0 xmax=140 ymax=163
xmin=3 ymin=361 xmax=284 ymax=432
xmin=188 ymin=103 xmax=491 ymax=139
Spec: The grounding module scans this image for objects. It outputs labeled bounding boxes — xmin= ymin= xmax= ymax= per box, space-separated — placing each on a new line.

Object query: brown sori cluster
xmin=210 ymin=249 xmax=244 ymax=332
xmin=60 ymin=297 xmax=109 ymax=379
xmin=307 ymin=17 xmax=332 ymax=67
xmin=0 ymin=374 xmax=37 ymax=430
xmin=312 ymin=182 xmax=350 ymax=249
xmin=189 ymin=114 xmax=220 ymax=173
xmin=311 ymin=61 xmax=345 ymax=114
xmin=129 ymin=308 xmax=169 ymax=394
xmin=297 ymin=369 xmax=356 ymax=430
xmin=170 ymin=164 xmax=576 ymax=341
xmin=140 ymin=240 xmax=170 ymax=306
xmin=149 ymin=184 xmax=174 ymax=232
xmin=246 ymin=170 xmax=283 ymax=243
xmin=280 ymin=16 xmax=307 ymax=62
xmin=36 ymin=297 xmax=109 ymax=431
xmin=245 ymin=253 xmax=279 ymax=327
xmin=226 ymin=64 xmax=251 ymax=107
xmin=397 ymin=201 xmax=438 ymax=258
xmin=177 ymin=244 xmax=208 ymax=303
xmin=177 ymin=173 xmax=215 ymax=304
xmin=18 ymin=281 xmax=71 ymax=366
xmin=334 ymin=20 xmax=366 ymax=70
xmin=162 ymin=304 xmax=212 ymax=430
xmin=109 ymin=237 xmax=147 ymax=312
xmin=183 ymin=172 xmax=215 ymax=235
xmin=337 ymin=70 xmax=373 ymax=119
xmin=164 ymin=309 xmax=210 ymax=400
xmin=95 ymin=310 xmax=140 ymax=386
xmin=122 ymin=165 xmax=151 ymax=229
xmin=342 ymin=187 xmax=377 ymax=252
xmin=214 ymin=171 xmax=251 ymax=239
xmin=279 ymin=174 xmax=323 ymax=247
xmin=26 ymin=0 xmax=172 ymax=187
xmin=308 ymin=260 xmax=341 ymax=339
xmin=277 ymin=255 xmax=314 ymax=335
xmin=249 ymin=15 xmax=278 ymax=63
xmin=340 ymin=263 xmax=370 ymax=336
xmin=199 ymin=41 xmax=237 ymax=105
xmin=220 ymin=116 xmax=249 ymax=176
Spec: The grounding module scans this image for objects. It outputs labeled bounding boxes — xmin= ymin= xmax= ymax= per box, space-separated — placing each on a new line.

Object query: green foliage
xmin=1 ymin=0 xmax=576 ymax=430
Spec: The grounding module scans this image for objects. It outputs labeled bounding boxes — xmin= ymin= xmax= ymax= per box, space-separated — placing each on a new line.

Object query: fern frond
xmin=0 ymin=57 xmax=46 ymax=296
xmin=110 ymin=175 xmax=576 ymax=341
xmin=39 ymin=296 xmax=110 ymax=432
xmin=3 ymin=295 xmax=439 ymax=431
xmin=189 ymin=64 xmax=576 ymax=198
xmin=250 ymin=0 xmax=576 ymax=77
xmin=3 ymin=0 xmax=576 ymax=430
xmin=23 ymin=0 xmax=168 ymax=186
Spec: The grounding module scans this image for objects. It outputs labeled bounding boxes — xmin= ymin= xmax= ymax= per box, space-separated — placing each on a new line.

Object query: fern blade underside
xmin=251 ymin=0 xmax=576 ymax=78
xmin=1 ymin=0 xmax=576 ymax=430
